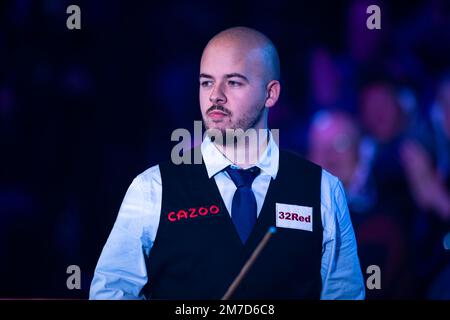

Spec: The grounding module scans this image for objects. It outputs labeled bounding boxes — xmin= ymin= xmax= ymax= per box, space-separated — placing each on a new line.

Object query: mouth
xmin=207 ymin=110 xmax=229 ymax=120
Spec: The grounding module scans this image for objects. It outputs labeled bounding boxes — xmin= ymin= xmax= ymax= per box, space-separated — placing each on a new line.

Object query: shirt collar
xmin=201 ymin=130 xmax=279 ymax=180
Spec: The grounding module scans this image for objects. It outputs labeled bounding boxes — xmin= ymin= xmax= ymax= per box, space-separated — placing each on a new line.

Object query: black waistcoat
xmin=146 ymin=150 xmax=323 ymax=299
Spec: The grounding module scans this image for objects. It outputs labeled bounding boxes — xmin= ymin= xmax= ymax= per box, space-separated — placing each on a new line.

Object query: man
xmin=307 ymin=110 xmax=411 ymax=299
xmin=308 ymin=110 xmax=362 ymax=191
xmin=90 ymin=27 xmax=365 ymax=300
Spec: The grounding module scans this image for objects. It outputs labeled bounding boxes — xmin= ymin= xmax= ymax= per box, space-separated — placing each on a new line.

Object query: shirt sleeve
xmin=320 ymin=169 xmax=365 ymax=300
xmin=89 ymin=165 xmax=162 ymax=300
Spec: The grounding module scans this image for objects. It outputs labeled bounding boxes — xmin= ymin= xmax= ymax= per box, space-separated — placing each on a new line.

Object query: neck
xmin=214 ymin=127 xmax=270 ymax=169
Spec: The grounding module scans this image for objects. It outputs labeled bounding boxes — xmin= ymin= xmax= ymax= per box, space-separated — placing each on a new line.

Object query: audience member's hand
xmin=400 ymin=140 xmax=450 ymax=221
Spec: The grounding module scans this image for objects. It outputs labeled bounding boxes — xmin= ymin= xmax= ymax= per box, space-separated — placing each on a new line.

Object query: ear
xmin=264 ymin=80 xmax=281 ymax=108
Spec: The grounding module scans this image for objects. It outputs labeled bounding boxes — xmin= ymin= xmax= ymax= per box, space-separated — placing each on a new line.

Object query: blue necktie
xmin=225 ymin=166 xmax=261 ymax=243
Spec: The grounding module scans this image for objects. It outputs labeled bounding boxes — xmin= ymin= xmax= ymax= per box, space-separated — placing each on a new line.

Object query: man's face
xmin=308 ymin=116 xmax=359 ymax=187
xmin=199 ymin=42 xmax=269 ymax=134
xmin=359 ymin=85 xmax=403 ymax=143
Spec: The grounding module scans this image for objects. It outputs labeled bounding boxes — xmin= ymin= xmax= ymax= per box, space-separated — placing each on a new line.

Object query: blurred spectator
xmin=308 ymin=110 xmax=361 ymax=191
xmin=307 ymin=110 xmax=411 ymax=298
xmin=357 ymin=82 xmax=419 ymax=228
xmin=400 ymin=74 xmax=450 ymax=298
xmin=359 ymin=82 xmax=407 ymax=143
xmin=430 ymin=74 xmax=450 ymax=184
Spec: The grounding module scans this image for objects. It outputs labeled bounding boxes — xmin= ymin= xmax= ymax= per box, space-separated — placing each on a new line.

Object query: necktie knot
xmin=225 ymin=166 xmax=260 ymax=188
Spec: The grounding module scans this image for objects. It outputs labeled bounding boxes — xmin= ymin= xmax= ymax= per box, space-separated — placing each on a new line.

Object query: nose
xmin=209 ymin=83 xmax=227 ymax=105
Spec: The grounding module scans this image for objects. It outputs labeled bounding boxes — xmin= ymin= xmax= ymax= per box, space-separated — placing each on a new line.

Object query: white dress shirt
xmin=90 ymin=132 xmax=365 ymax=300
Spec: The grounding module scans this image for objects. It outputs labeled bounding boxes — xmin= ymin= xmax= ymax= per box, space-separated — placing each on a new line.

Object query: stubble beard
xmin=203 ymin=105 xmax=266 ymax=146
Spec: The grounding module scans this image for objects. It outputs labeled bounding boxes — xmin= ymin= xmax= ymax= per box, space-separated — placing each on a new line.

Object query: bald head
xmin=199 ymin=27 xmax=282 ymax=134
xmin=202 ymin=27 xmax=280 ymax=82
xmin=308 ymin=110 xmax=361 ymax=187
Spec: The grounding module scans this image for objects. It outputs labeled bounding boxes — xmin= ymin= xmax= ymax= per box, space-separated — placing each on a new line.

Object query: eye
xmin=200 ymin=80 xmax=213 ymax=87
xmin=228 ymin=80 xmax=242 ymax=87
